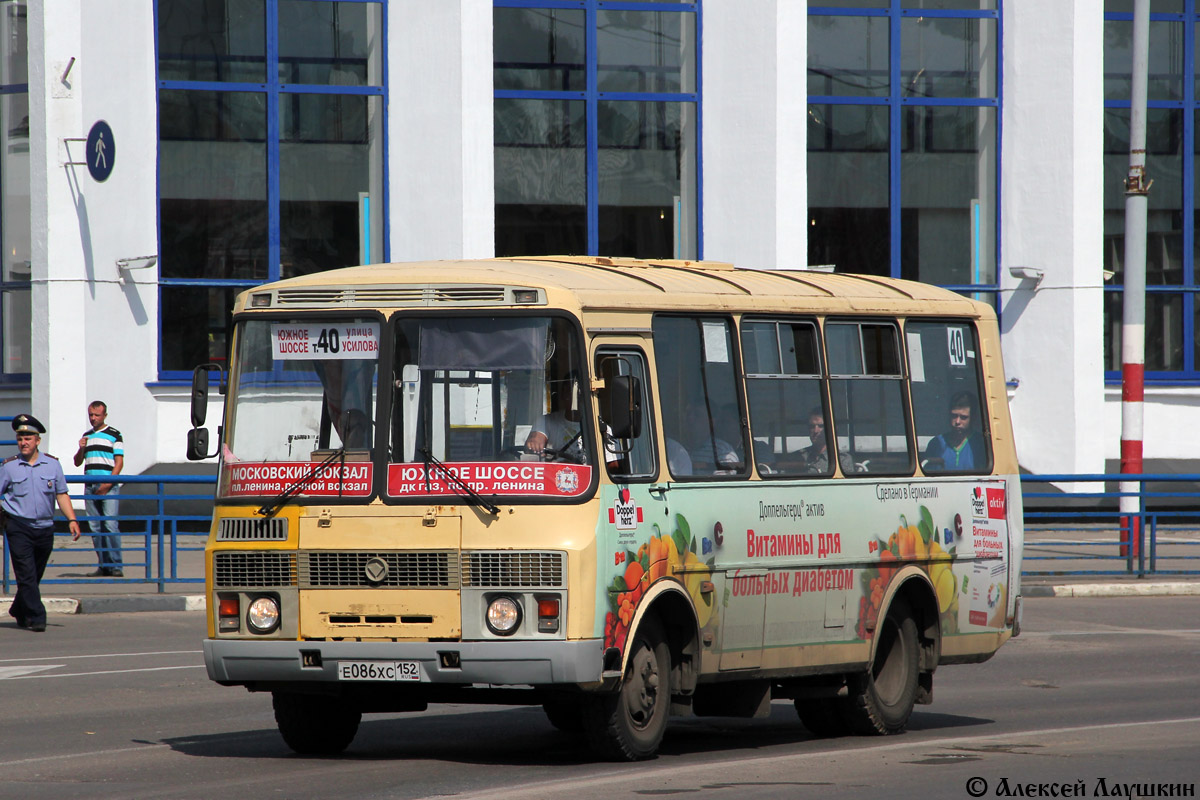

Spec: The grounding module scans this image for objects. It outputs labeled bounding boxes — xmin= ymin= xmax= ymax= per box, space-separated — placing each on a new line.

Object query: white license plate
xmin=337 ymin=660 xmax=423 ymax=682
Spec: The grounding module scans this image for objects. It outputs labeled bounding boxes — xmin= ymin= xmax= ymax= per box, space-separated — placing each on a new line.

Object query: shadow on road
xmin=158 ymin=703 xmax=996 ymax=764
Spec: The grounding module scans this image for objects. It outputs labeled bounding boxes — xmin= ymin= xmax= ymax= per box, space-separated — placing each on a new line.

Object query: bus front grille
xmin=214 ymin=550 xmax=564 ymax=590
xmin=216 ymin=517 xmax=288 ymax=542
xmin=462 ymin=551 xmax=566 ymax=588
xmin=213 ymin=552 xmax=298 ymax=587
xmin=299 ymin=551 xmax=458 ymax=588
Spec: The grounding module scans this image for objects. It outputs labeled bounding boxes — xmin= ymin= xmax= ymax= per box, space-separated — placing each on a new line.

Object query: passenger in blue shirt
xmin=923 ymin=392 xmax=984 ymax=472
xmin=2 ymin=414 xmax=80 ymax=632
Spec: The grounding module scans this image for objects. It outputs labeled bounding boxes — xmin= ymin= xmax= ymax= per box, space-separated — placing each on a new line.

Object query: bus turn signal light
xmin=537 ymin=596 xmax=560 ymax=634
xmin=218 ymin=594 xmax=240 ymax=632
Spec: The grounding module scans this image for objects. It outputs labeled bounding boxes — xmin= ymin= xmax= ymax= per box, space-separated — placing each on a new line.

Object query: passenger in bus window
xmin=666 ymin=437 xmax=692 ymax=476
xmin=801 ymin=408 xmax=855 ymax=475
xmin=922 ymin=391 xmax=982 ymax=472
xmin=682 ymin=405 xmax=740 ymax=474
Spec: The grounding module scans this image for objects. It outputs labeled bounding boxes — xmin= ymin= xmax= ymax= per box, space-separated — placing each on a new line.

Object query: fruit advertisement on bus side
xmin=595 ymin=480 xmax=1012 ymax=657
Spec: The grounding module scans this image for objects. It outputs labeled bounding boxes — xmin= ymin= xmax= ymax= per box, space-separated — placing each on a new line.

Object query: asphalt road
xmin=1 ymin=597 xmax=1197 ymax=800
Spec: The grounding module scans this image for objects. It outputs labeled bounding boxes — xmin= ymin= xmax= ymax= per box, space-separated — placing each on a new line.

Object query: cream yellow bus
xmin=189 ymin=256 xmax=1023 ymax=761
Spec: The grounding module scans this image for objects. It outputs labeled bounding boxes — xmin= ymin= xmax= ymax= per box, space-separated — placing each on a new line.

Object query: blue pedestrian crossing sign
xmin=86 ymin=120 xmax=115 ymax=182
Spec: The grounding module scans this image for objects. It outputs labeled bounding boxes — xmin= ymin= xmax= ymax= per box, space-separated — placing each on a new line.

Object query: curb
xmin=3 ymin=595 xmax=206 ymax=614
xmin=1022 ymin=582 xmax=1200 ymax=598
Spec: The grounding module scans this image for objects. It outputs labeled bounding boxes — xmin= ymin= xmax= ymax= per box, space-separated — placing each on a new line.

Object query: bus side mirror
xmin=186 ymin=427 xmax=210 ymax=461
xmin=191 ymin=366 xmax=210 ymax=428
xmin=605 ymin=375 xmax=642 ymax=439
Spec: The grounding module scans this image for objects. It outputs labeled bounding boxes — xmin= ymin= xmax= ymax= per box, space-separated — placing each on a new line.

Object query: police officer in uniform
xmin=2 ymin=415 xmax=80 ymax=632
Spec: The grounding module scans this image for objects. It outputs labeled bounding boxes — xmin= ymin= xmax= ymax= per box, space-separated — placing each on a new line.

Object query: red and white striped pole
xmin=1120 ymin=0 xmax=1150 ymax=560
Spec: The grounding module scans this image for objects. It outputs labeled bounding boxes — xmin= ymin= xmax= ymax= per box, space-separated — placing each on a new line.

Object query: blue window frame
xmin=1103 ymin=0 xmax=1200 ymax=383
xmin=807 ymin=2 xmax=1002 ymax=305
xmin=0 ymin=0 xmax=29 ymax=384
xmin=493 ymin=0 xmax=701 ymax=260
xmin=155 ymin=0 xmax=388 ymax=379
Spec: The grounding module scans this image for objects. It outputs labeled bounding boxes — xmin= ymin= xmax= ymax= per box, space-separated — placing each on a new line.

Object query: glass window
xmin=597 ymin=10 xmax=695 ymax=94
xmin=598 ymin=100 xmax=697 ymax=259
xmin=596 ymin=349 xmax=656 ymax=479
xmin=652 ymin=316 xmax=747 ymax=479
xmin=278 ymin=0 xmax=383 ymax=86
xmin=826 ymin=320 xmax=912 ymax=475
xmin=807 ymin=103 xmax=889 ymax=274
xmin=157 ymin=0 xmax=266 ymax=83
xmin=807 ymin=4 xmax=999 ymax=295
xmin=907 ymin=320 xmax=991 ymax=474
xmin=901 ymin=16 xmax=997 ymax=99
xmin=1 ymin=0 xmax=30 ymax=379
xmin=1103 ymin=2 xmax=1193 ymax=380
xmin=901 ymin=105 xmax=998 ymax=285
xmin=494 ymin=98 xmax=586 ymax=257
xmin=494 ymin=8 xmax=585 ymax=91
xmin=386 ymin=316 xmax=596 ymax=503
xmin=808 ymin=15 xmax=888 ymax=98
xmin=157 ymin=0 xmax=386 ymax=377
xmin=280 ymin=93 xmax=383 ymax=277
xmin=742 ymin=319 xmax=848 ymax=477
xmin=494 ymin=2 xmax=699 ymax=259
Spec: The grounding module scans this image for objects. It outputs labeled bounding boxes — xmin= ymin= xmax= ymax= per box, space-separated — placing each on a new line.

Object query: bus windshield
xmin=386 ymin=315 xmax=593 ymax=500
xmin=225 ymin=318 xmax=381 ymax=466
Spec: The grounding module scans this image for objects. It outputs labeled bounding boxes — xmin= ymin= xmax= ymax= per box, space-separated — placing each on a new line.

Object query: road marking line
xmin=0 ymin=665 xmax=63 ymax=679
xmin=0 ymin=664 xmax=204 ymax=681
xmin=447 ymin=716 xmax=1200 ymax=800
xmin=0 ymin=650 xmax=201 ymax=664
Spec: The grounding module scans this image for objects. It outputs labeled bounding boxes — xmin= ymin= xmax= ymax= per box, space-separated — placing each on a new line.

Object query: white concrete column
xmin=1000 ymin=1 xmax=1105 ymax=477
xmin=701 ymin=0 xmax=807 ymax=269
xmin=389 ymin=0 xmax=494 ymax=261
xmin=28 ymin=0 xmax=89 ymax=459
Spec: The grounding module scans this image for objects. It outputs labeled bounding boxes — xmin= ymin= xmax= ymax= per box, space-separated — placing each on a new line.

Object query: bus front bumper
xmin=204 ymin=637 xmax=605 ymax=687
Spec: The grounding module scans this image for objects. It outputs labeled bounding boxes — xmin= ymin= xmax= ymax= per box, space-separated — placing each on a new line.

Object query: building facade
xmin=0 ymin=0 xmax=1185 ymax=478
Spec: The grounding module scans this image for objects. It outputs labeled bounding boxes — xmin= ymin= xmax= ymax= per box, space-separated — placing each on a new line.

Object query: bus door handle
xmin=648 ymin=484 xmax=670 ymax=497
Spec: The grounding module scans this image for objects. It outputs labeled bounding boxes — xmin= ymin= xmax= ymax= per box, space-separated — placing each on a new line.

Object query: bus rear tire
xmin=272 ymin=691 xmax=361 ymax=755
xmin=584 ymin=616 xmax=671 ymax=761
xmin=846 ymin=598 xmax=920 ymax=735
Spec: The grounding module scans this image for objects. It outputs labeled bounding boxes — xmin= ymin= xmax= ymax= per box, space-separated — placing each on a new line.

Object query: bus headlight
xmin=247 ymin=596 xmax=281 ymax=634
xmin=485 ymin=596 xmax=522 ymax=636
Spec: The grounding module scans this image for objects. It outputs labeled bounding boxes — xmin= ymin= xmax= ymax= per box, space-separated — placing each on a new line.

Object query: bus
xmin=189 ymin=256 xmax=1023 ymax=761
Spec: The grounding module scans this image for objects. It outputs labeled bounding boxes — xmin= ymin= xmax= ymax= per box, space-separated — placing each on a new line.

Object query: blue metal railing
xmin=2 ymin=474 xmax=215 ymax=594
xmin=3 ymin=471 xmax=1198 ymax=593
xmin=1022 ymin=473 xmax=1200 ymax=579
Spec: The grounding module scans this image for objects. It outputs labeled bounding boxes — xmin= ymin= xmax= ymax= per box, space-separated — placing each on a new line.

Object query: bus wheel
xmin=846 ymin=598 xmax=920 ymax=735
xmin=584 ymin=617 xmax=671 ymax=761
xmin=794 ymin=697 xmax=851 ymax=738
xmin=272 ymin=691 xmax=361 ymax=755
xmin=542 ymin=694 xmax=586 ymax=734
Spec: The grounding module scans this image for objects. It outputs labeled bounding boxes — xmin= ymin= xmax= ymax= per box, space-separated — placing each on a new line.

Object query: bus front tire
xmin=272 ymin=691 xmax=361 ymax=755
xmin=846 ymin=598 xmax=920 ymax=735
xmin=584 ymin=617 xmax=671 ymax=761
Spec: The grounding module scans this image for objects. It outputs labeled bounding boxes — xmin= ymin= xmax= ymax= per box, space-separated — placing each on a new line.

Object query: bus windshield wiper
xmin=256 ymin=447 xmax=346 ymax=518
xmin=418 ymin=446 xmax=500 ymax=515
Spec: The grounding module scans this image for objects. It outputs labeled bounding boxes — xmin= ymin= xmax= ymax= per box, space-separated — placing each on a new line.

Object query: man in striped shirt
xmin=73 ymin=401 xmax=124 ymax=577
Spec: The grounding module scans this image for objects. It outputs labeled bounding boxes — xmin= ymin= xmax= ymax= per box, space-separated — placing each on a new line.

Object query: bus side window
xmin=741 ymin=318 xmax=830 ymax=477
xmin=907 ymin=320 xmax=992 ymax=474
xmin=596 ymin=350 xmax=656 ymax=479
xmin=826 ymin=320 xmax=913 ymax=476
xmin=652 ymin=316 xmax=748 ymax=479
